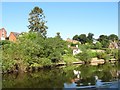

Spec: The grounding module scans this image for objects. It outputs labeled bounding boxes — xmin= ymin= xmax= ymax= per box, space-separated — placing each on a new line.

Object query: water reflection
xmin=2 ymin=62 xmax=120 ymax=88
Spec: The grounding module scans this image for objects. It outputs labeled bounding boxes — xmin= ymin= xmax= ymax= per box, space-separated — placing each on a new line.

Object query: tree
xmin=56 ymin=32 xmax=62 ymax=39
xmin=79 ymin=34 xmax=87 ymax=44
xmin=75 ymin=51 xmax=92 ymax=64
xmin=87 ymin=33 xmax=94 ymax=44
xmin=28 ymin=6 xmax=48 ymax=38
xmin=108 ymin=34 xmax=118 ymax=41
xmin=98 ymin=35 xmax=109 ymax=48
xmin=73 ymin=35 xmax=79 ymax=41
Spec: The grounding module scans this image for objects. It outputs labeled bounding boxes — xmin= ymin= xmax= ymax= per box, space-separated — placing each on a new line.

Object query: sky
xmin=2 ymin=2 xmax=118 ymax=40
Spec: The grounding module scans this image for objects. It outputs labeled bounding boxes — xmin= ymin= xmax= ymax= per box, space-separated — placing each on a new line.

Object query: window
xmin=2 ymin=34 xmax=4 ymax=37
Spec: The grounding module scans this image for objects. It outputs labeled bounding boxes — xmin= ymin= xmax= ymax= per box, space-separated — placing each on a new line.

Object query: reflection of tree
xmin=77 ymin=65 xmax=96 ymax=78
xmin=2 ymin=63 xmax=119 ymax=88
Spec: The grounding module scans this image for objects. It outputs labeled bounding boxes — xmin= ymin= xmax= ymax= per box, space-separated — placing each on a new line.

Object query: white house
xmin=69 ymin=45 xmax=82 ymax=55
xmin=73 ymin=48 xmax=82 ymax=55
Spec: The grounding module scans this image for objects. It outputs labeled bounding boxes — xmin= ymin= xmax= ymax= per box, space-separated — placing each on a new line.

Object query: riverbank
xmin=1 ymin=58 xmax=118 ymax=74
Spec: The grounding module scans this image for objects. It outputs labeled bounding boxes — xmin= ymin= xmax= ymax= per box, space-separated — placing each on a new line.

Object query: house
xmin=0 ymin=28 xmax=7 ymax=40
xmin=66 ymin=38 xmax=80 ymax=44
xmin=73 ymin=47 xmax=82 ymax=55
xmin=9 ymin=32 xmax=20 ymax=42
xmin=68 ymin=44 xmax=82 ymax=55
xmin=109 ymin=41 xmax=118 ymax=49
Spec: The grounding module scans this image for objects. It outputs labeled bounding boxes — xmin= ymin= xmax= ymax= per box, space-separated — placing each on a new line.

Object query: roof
xmin=66 ymin=38 xmax=79 ymax=44
xmin=11 ymin=32 xmax=20 ymax=37
xmin=70 ymin=46 xmax=78 ymax=50
xmin=0 ymin=28 xmax=7 ymax=33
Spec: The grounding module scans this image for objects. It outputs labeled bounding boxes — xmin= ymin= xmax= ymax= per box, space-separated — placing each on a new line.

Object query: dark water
xmin=2 ymin=62 xmax=120 ymax=89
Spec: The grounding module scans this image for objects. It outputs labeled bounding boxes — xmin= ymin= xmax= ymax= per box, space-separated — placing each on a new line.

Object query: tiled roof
xmin=12 ymin=32 xmax=20 ymax=37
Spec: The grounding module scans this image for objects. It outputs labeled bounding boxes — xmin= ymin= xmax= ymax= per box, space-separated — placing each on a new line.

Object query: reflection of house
xmin=68 ymin=45 xmax=82 ymax=55
xmin=66 ymin=38 xmax=80 ymax=44
xmin=9 ymin=32 xmax=20 ymax=42
xmin=0 ymin=28 xmax=7 ymax=40
xmin=109 ymin=41 xmax=118 ymax=49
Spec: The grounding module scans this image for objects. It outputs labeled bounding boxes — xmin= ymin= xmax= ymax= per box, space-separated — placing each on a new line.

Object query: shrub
xmin=96 ymin=52 xmax=110 ymax=60
xmin=97 ymin=52 xmax=104 ymax=59
xmin=88 ymin=51 xmax=97 ymax=58
xmin=39 ymin=58 xmax=52 ymax=66
xmin=75 ymin=51 xmax=92 ymax=63
xmin=106 ymin=49 xmax=112 ymax=54
xmin=112 ymin=49 xmax=118 ymax=60
xmin=93 ymin=42 xmax=102 ymax=49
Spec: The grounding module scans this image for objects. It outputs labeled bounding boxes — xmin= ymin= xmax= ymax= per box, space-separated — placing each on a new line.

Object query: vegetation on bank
xmin=1 ymin=6 xmax=119 ymax=73
xmin=1 ymin=32 xmax=70 ymax=73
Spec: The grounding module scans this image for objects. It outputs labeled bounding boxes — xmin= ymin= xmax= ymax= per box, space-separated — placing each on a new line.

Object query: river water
xmin=2 ymin=62 xmax=120 ymax=89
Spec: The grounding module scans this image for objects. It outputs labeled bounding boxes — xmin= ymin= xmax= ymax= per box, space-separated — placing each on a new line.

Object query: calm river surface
xmin=2 ymin=62 xmax=120 ymax=89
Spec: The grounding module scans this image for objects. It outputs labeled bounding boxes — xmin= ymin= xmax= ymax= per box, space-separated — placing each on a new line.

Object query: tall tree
xmin=28 ymin=6 xmax=48 ymax=38
xmin=87 ymin=33 xmax=94 ymax=44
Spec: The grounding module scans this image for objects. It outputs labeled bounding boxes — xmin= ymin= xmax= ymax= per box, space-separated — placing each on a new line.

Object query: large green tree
xmin=28 ymin=6 xmax=48 ymax=38
xmin=108 ymin=34 xmax=118 ymax=41
xmin=98 ymin=35 xmax=109 ymax=48
xmin=79 ymin=34 xmax=87 ymax=44
xmin=73 ymin=35 xmax=79 ymax=41
xmin=87 ymin=33 xmax=94 ymax=44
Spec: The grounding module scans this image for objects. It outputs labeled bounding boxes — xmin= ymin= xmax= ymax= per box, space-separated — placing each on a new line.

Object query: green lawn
xmin=62 ymin=55 xmax=79 ymax=64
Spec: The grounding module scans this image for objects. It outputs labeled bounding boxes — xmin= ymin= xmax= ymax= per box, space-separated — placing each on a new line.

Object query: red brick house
xmin=9 ymin=32 xmax=20 ymax=42
xmin=0 ymin=28 xmax=7 ymax=40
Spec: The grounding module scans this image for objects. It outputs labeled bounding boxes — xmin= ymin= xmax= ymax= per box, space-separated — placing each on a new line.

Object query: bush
xmin=93 ymin=42 xmax=102 ymax=49
xmin=75 ymin=51 xmax=92 ymax=63
xmin=2 ymin=32 xmax=69 ymax=72
xmin=106 ymin=48 xmax=112 ymax=54
xmin=96 ymin=52 xmax=110 ymax=60
xmin=112 ymin=49 xmax=118 ymax=60
xmin=88 ymin=51 xmax=97 ymax=58
xmin=39 ymin=58 xmax=52 ymax=66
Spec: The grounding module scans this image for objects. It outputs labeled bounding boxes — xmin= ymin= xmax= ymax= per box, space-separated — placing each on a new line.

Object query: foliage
xmin=0 ymin=40 xmax=11 ymax=45
xmin=96 ymin=52 xmax=110 ymax=60
xmin=108 ymin=34 xmax=118 ymax=41
xmin=87 ymin=33 xmax=94 ymax=44
xmin=112 ymin=49 xmax=118 ymax=60
xmin=2 ymin=32 xmax=70 ymax=73
xmin=2 ymin=42 xmax=18 ymax=72
xmin=93 ymin=42 xmax=102 ymax=49
xmin=73 ymin=35 xmax=79 ymax=41
xmin=62 ymin=54 xmax=79 ymax=64
xmin=55 ymin=32 xmax=62 ymax=39
xmin=38 ymin=58 xmax=52 ymax=66
xmin=98 ymin=35 xmax=109 ymax=48
xmin=28 ymin=6 xmax=48 ymax=38
xmin=72 ymin=33 xmax=94 ymax=44
xmin=105 ymin=48 xmax=112 ymax=54
xmin=75 ymin=50 xmax=92 ymax=63
xmin=79 ymin=34 xmax=87 ymax=44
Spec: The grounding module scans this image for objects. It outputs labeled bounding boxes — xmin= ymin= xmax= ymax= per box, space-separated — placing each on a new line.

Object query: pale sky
xmin=2 ymin=2 xmax=118 ymax=40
